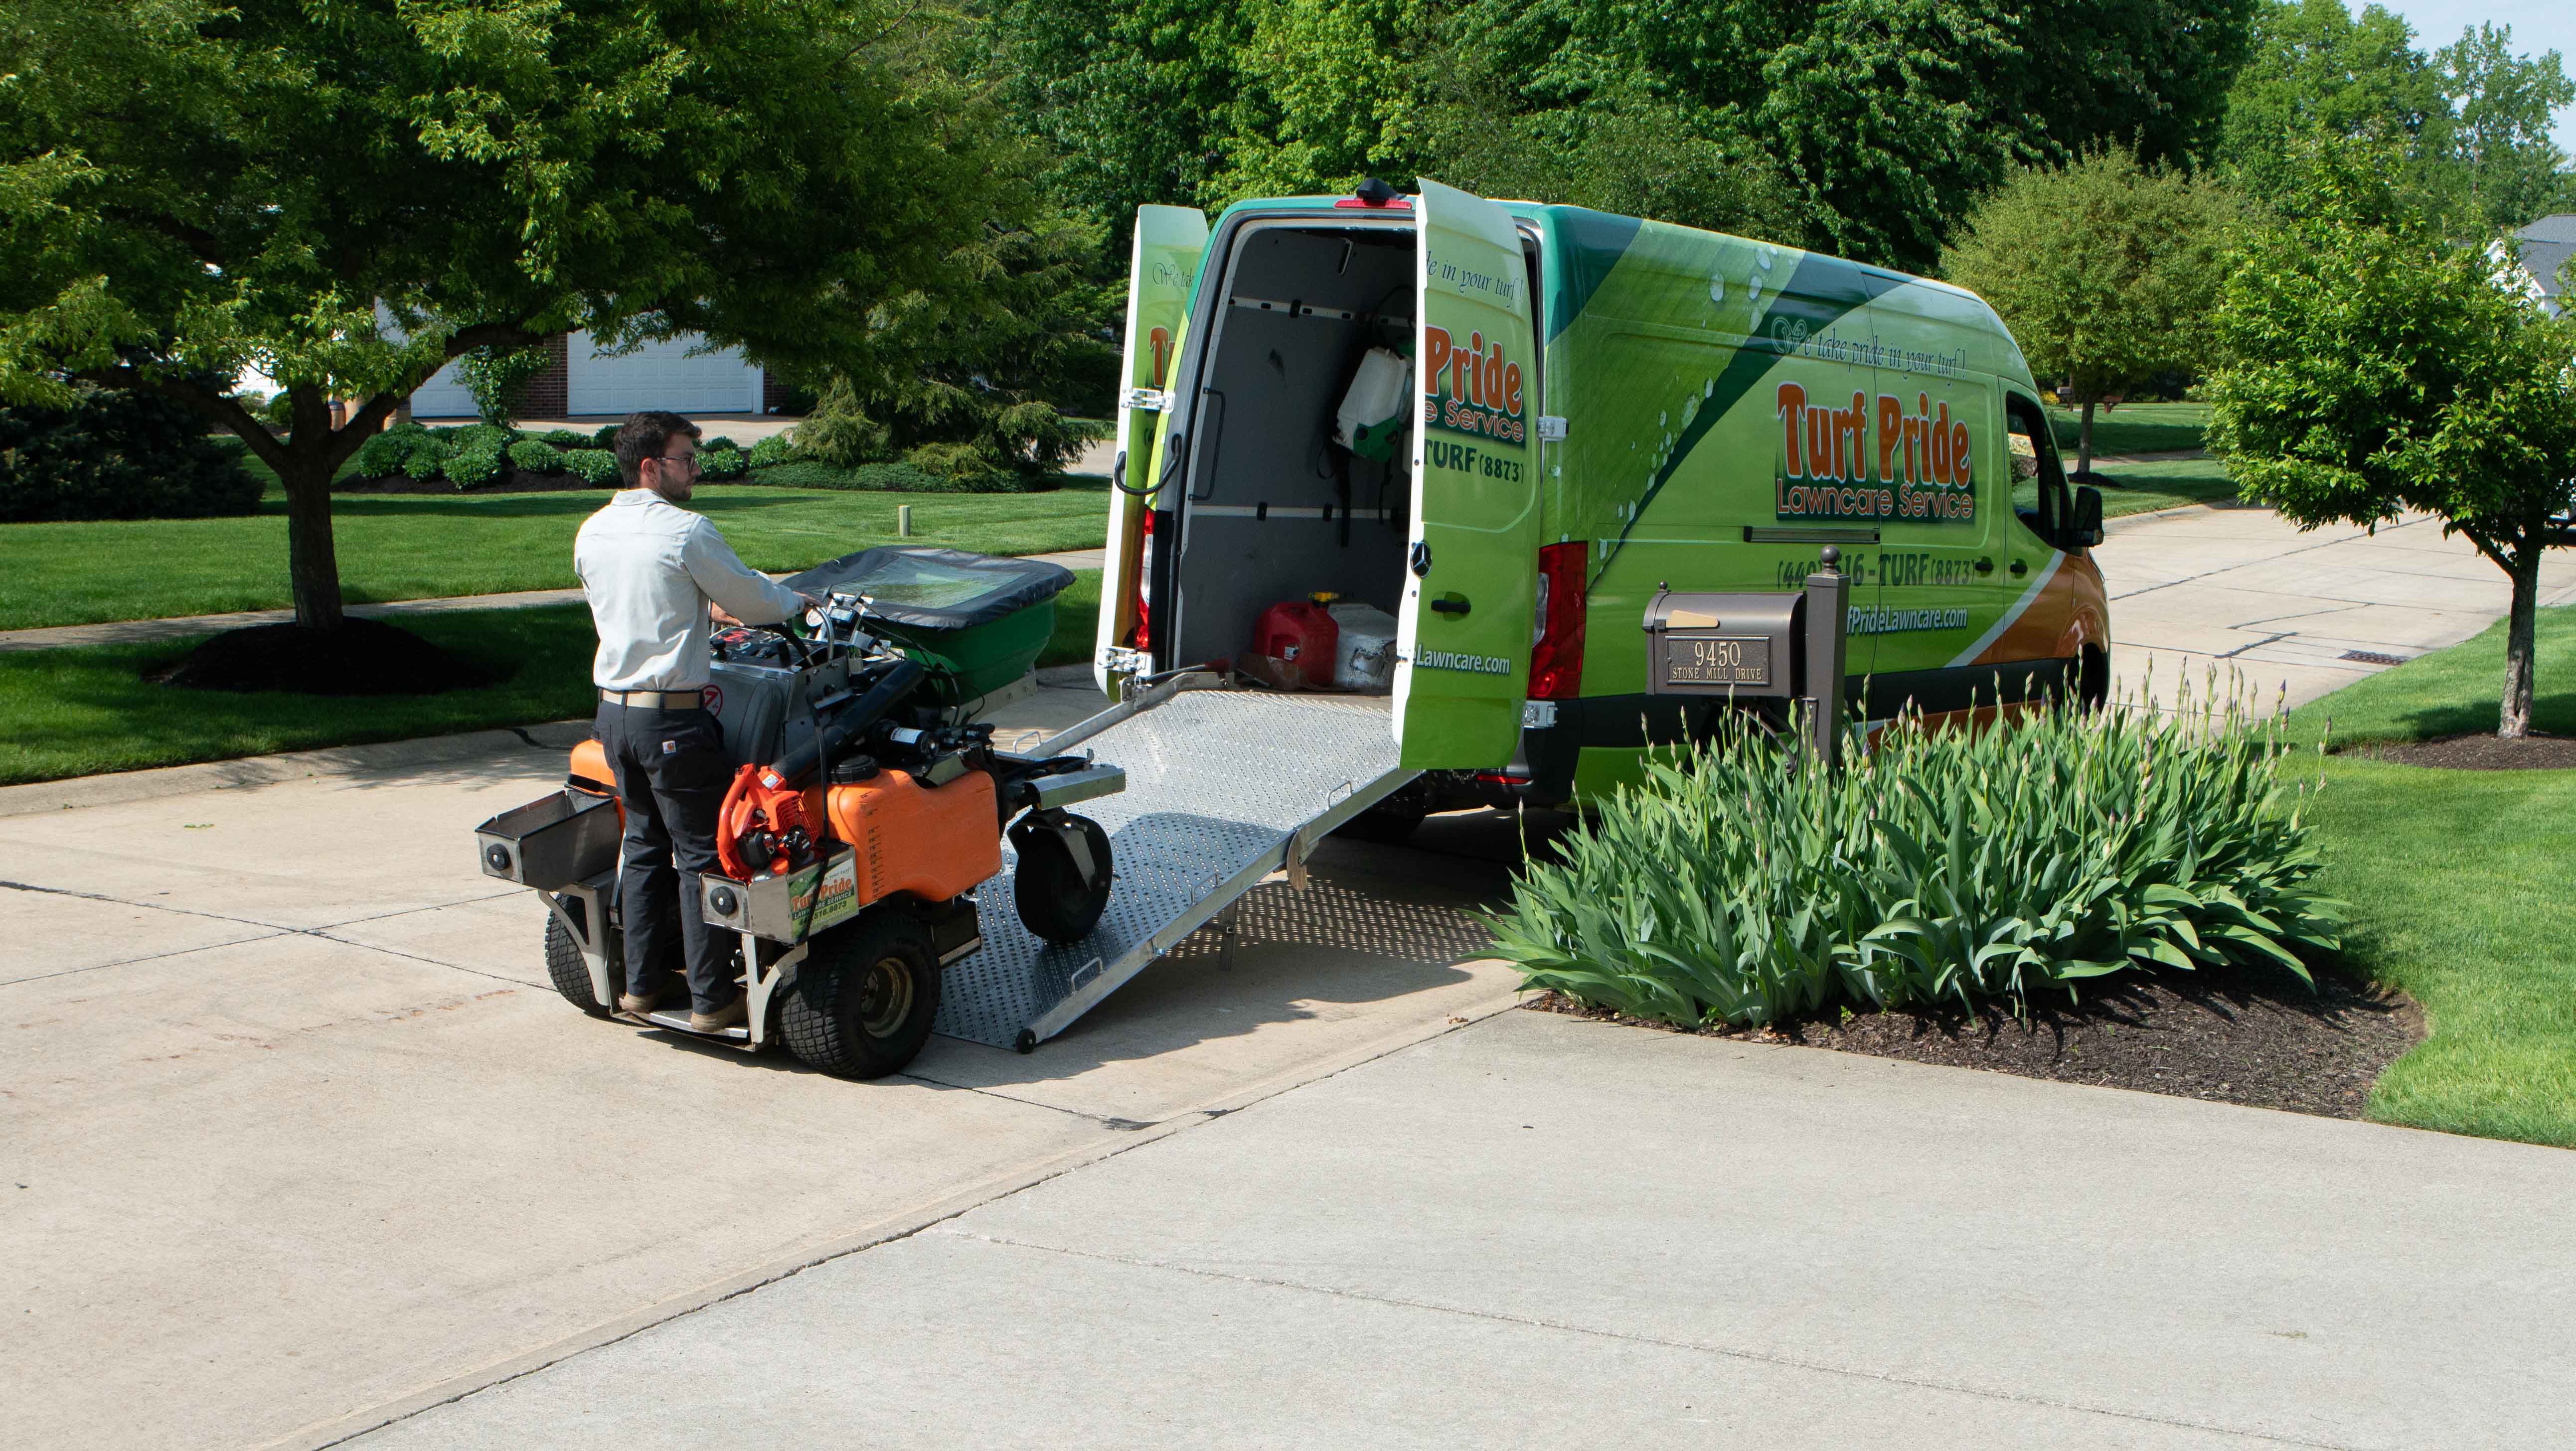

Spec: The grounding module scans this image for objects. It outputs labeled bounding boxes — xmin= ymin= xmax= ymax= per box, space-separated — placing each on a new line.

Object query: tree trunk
xmin=279 ymin=454 xmax=347 ymax=632
xmin=2497 ymin=545 xmax=2539 ymax=739
xmin=2077 ymin=399 xmax=2096 ymax=479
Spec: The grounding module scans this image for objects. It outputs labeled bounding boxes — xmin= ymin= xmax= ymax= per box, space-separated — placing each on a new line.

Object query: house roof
xmin=2515 ymin=213 xmax=2576 ymax=299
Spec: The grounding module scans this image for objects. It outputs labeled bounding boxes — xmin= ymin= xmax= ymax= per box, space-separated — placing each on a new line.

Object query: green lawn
xmin=0 ymin=571 xmax=1106 ymax=786
xmin=0 ymin=605 xmax=602 ymax=785
xmin=0 ymin=482 xmax=1112 ymax=632
xmin=2014 ymin=454 xmax=2242 ymax=520
xmin=2047 ymin=400 xmax=2206 ymax=457
xmin=2279 ymin=606 xmax=2576 ymax=1148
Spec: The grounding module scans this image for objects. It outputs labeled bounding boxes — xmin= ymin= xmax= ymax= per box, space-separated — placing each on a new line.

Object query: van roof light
xmin=1339 ymin=178 xmax=1407 ymax=210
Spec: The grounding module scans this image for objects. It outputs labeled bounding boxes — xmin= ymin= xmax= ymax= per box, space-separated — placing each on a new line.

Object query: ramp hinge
xmin=1536 ymin=415 xmax=1568 ymax=442
xmin=1124 ymin=387 xmax=1171 ymax=413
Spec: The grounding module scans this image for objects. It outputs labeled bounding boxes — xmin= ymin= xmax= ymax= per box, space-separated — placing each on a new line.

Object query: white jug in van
xmin=1326 ymin=602 xmax=1400 ymax=690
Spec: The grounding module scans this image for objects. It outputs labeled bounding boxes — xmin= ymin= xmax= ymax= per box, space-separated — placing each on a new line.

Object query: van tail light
xmin=1129 ymin=509 xmax=1153 ymax=651
xmin=1528 ymin=541 xmax=1588 ymax=701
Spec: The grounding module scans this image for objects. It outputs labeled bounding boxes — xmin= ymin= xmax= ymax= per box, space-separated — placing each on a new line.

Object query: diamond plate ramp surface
xmin=935 ymin=690 xmax=1408 ymax=1050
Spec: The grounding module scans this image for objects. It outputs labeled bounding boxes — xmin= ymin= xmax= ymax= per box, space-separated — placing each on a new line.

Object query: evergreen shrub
xmin=0 ymin=388 xmax=262 ymax=521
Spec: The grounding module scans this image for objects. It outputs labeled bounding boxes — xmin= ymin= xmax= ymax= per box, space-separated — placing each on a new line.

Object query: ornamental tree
xmin=1939 ymin=149 xmax=2237 ymax=478
xmin=2208 ymin=146 xmax=2576 ymax=738
xmin=0 ymin=0 xmax=1010 ymax=631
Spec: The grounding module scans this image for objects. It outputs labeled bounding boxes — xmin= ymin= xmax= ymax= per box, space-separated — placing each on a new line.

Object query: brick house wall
xmin=763 ymin=370 xmax=793 ymax=414
xmin=512 ymin=333 xmax=572 ymax=417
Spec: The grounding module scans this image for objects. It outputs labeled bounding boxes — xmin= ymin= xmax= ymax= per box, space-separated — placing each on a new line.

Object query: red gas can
xmin=1252 ymin=593 xmax=1342 ymax=689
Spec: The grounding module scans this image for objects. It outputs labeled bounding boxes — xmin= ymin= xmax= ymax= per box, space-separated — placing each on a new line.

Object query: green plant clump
xmin=442 ymin=444 xmax=504 ymax=489
xmin=563 ymin=448 xmax=620 ymax=485
xmin=749 ymin=459 xmax=1032 ymax=493
xmin=539 ymin=429 xmax=588 ymax=448
xmin=0 ymin=387 xmax=260 ymax=522
xmin=698 ymin=444 xmax=746 ymax=480
xmin=505 ymin=438 xmax=565 ymax=475
xmin=748 ymin=434 xmax=795 ymax=468
xmin=1489 ymin=683 xmax=2344 ymax=1029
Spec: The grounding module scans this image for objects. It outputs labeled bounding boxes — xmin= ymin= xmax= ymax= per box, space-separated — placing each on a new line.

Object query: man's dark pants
xmin=599 ymin=701 xmax=735 ymax=1015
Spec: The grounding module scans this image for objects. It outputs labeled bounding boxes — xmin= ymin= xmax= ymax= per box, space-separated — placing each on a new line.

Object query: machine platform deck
xmin=935 ymin=685 xmax=1412 ymax=1052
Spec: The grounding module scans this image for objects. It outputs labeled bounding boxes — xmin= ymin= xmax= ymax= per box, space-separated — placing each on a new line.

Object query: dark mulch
xmin=150 ymin=618 xmax=497 ymax=695
xmin=1526 ymin=959 xmax=2422 ymax=1120
xmin=336 ymin=468 xmax=608 ymax=495
xmin=2343 ymin=732 xmax=2576 ymax=771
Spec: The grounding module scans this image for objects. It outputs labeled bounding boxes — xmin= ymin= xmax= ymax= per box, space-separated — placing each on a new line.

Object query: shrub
xmin=506 ymin=438 xmax=566 ymax=474
xmin=1486 ymin=681 xmax=2344 ymax=1028
xmin=748 ymin=434 xmax=795 ymax=468
xmin=563 ymin=448 xmax=621 ymax=485
xmin=540 ymin=428 xmax=588 ymax=448
xmin=260 ymin=391 xmax=296 ymax=434
xmin=443 ymin=445 xmax=504 ymax=489
xmin=589 ymin=423 xmax=620 ymax=449
xmin=353 ymin=422 xmax=430 ymax=478
xmin=698 ymin=444 xmax=747 ymax=480
xmin=452 ymin=343 xmax=550 ymax=426
xmin=788 ymin=375 xmax=892 ymax=466
xmin=401 ymin=436 xmax=452 ymax=479
xmin=702 ymin=435 xmax=739 ymax=453
xmin=449 ymin=423 xmax=511 ymax=453
xmin=0 ymin=386 xmax=263 ymax=521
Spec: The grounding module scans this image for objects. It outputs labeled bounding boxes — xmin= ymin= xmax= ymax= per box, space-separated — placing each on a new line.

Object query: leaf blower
xmin=717 ymin=658 xmax=926 ymax=880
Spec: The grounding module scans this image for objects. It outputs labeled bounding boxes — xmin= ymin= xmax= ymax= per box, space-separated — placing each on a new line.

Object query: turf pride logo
xmin=1774 ymin=382 xmax=1977 ymax=524
xmin=1410 ymin=648 xmax=1513 ymax=675
xmin=1421 ymin=326 xmax=1526 ymax=443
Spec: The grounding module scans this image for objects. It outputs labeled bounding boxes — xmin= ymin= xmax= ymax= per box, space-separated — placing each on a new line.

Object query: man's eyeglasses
xmin=653 ymin=451 xmax=702 ymax=474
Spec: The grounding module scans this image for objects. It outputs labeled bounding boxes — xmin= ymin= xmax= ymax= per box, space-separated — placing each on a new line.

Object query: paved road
xmin=353 ymin=1009 xmax=2576 ymax=1451
xmin=0 ymin=690 xmax=1520 ymax=1451
xmin=2094 ymin=505 xmax=2576 ymax=714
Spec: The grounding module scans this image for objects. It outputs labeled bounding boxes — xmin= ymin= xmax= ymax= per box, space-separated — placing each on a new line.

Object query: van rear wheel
xmin=782 ymin=911 xmax=942 ymax=1079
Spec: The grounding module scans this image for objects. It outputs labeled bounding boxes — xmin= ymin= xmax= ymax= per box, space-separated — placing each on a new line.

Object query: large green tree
xmin=2208 ymin=146 xmax=2576 ymax=738
xmin=989 ymin=1 xmax=2260 ymax=271
xmin=1940 ymin=149 xmax=2237 ymax=475
xmin=2219 ymin=2 xmax=2576 ymax=230
xmin=0 ymin=0 xmax=1008 ymax=630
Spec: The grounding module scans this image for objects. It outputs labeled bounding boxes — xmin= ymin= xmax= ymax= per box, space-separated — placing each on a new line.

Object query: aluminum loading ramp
xmin=936 ymin=681 xmax=1413 ymax=1052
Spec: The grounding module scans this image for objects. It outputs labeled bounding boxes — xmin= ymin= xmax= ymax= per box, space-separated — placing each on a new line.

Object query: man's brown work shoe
xmin=689 ymin=996 xmax=748 ymax=1034
xmin=617 ymin=988 xmax=672 ymax=1017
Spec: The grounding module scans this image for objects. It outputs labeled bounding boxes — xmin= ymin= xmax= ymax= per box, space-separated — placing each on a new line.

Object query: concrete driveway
xmin=0 ymin=707 xmax=1522 ymax=1451
xmin=2094 ymin=504 xmax=2576 ymax=713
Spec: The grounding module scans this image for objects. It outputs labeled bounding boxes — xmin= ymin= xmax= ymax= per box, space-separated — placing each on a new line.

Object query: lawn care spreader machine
xmin=472 ymin=550 xmax=1125 ymax=1079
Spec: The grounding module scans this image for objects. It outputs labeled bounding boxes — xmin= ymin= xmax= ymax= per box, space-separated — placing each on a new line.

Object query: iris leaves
xmin=1487 ymin=677 xmax=2343 ymax=1028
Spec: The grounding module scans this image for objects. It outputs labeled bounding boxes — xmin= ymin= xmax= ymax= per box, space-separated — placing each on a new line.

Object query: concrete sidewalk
xmin=2093 ymin=506 xmax=2576 ymax=713
xmin=0 ymin=548 xmax=1108 ymax=652
xmin=353 ymin=1008 xmax=2576 ymax=1450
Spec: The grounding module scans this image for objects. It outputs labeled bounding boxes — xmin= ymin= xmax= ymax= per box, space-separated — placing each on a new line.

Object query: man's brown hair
xmin=614 ymin=411 xmax=702 ymax=486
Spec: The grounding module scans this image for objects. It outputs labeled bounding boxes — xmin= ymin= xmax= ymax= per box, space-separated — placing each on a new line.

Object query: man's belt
xmin=600 ymin=688 xmax=706 ymax=709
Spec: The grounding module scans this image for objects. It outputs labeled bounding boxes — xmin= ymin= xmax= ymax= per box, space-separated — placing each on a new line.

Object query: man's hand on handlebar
xmin=709 ymin=601 xmax=744 ymax=627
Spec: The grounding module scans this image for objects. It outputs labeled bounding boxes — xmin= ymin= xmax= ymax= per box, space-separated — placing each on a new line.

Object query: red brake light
xmin=1129 ymin=509 xmax=1153 ymax=651
xmin=1528 ymin=542 xmax=1588 ymax=701
xmin=1332 ymin=196 xmax=1413 ymax=210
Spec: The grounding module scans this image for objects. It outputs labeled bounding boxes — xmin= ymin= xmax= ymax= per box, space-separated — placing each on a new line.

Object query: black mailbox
xmin=1642 ymin=590 xmax=1804 ymax=698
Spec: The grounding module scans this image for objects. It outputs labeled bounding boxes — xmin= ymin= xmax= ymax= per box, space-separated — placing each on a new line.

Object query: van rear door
xmin=1395 ymin=181 xmax=1543 ymax=769
xmin=1097 ymin=204 xmax=1209 ymax=685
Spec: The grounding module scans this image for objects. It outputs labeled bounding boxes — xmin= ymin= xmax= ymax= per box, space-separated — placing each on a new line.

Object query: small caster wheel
xmin=1015 ymin=1029 xmax=1037 ymax=1055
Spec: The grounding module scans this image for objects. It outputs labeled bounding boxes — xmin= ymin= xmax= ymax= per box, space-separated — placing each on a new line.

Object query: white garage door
xmin=407 ymin=360 xmax=479 ymax=419
xmin=567 ymin=331 xmax=763 ymax=415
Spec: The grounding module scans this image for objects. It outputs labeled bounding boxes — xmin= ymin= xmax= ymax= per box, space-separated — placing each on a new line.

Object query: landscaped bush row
xmin=349 ymin=423 xmax=750 ymax=489
xmin=1488 ymin=678 xmax=2344 ymax=1028
xmin=0 ymin=387 xmax=262 ymax=522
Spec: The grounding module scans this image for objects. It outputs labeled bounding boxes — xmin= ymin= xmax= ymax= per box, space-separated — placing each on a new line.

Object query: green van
xmin=1093 ymin=180 xmax=2111 ymax=816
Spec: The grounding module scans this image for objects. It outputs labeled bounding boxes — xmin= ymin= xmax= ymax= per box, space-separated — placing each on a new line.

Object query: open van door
xmin=1097 ymin=204 xmax=1209 ymax=688
xmin=1395 ymin=181 xmax=1543 ymax=769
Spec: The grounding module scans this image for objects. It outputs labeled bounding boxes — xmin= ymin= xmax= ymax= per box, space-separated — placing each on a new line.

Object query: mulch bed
xmin=2342 ymin=732 xmax=2576 ymax=770
xmin=149 ymin=618 xmax=496 ymax=695
xmin=1526 ymin=959 xmax=2421 ymax=1120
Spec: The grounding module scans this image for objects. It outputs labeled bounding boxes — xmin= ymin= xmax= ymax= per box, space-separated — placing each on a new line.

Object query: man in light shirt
xmin=574 ymin=412 xmax=813 ymax=1032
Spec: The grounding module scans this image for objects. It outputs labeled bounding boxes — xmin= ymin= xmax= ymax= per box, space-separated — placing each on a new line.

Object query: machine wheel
xmin=1012 ymin=812 xmax=1113 ymax=944
xmin=543 ymin=914 xmax=610 ymax=1017
xmin=781 ymin=911 xmax=943 ymax=1079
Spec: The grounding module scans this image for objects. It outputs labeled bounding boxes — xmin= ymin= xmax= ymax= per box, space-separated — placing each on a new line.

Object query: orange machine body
xmin=826 ymin=768 xmax=1002 ymax=908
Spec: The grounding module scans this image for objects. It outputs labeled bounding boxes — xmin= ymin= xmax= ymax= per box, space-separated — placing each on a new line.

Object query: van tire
xmin=2074 ymin=647 xmax=2109 ymax=714
xmin=782 ymin=911 xmax=942 ymax=1079
xmin=543 ymin=914 xmax=610 ymax=1017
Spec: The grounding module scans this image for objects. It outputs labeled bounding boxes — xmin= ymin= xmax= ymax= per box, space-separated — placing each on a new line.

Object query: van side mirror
xmin=2071 ymin=486 xmax=2104 ymax=549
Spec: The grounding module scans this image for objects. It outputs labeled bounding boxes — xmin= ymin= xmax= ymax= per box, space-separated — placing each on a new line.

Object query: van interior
xmin=1163 ymin=221 xmax=1421 ymax=682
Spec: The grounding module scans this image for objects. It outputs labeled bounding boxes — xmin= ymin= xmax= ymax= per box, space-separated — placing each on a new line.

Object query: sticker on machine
xmin=788 ymin=853 xmax=860 ymax=933
xmin=702 ymin=685 xmax=724 ymax=715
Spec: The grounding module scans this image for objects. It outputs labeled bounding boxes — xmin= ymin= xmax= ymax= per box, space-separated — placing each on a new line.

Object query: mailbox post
xmin=1640 ymin=547 xmax=1852 ymax=771
xmin=1803 ymin=547 xmax=1849 ymax=771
